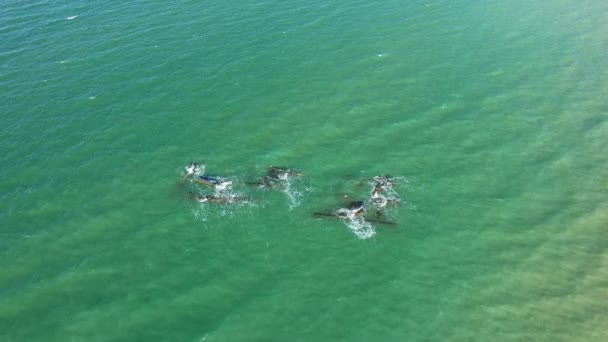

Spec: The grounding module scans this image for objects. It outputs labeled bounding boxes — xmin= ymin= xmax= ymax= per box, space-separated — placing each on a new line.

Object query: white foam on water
xmin=368 ymin=175 xmax=408 ymax=203
xmin=333 ymin=208 xmax=376 ymax=239
xmin=190 ymin=186 xmax=254 ymax=223
xmin=176 ymin=163 xmax=205 ymax=189
xmin=343 ymin=215 xmax=376 ymax=239
xmin=184 ymin=162 xmax=205 ymax=177
xmin=66 ymin=15 xmax=78 ymax=20
xmin=282 ymin=177 xmax=308 ymax=210
xmin=214 ymin=180 xmax=232 ymax=192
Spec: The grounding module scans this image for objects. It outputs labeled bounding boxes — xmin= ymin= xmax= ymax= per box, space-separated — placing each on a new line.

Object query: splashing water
xmin=184 ymin=162 xmax=205 ymax=177
xmin=368 ymin=175 xmax=407 ymax=199
xmin=283 ymin=177 xmax=309 ymax=210
xmin=345 ymin=215 xmax=376 ymax=239
xmin=190 ymin=185 xmax=253 ymax=223
xmin=180 ymin=163 xmax=253 ymax=222
xmin=334 ymin=208 xmax=376 ymax=239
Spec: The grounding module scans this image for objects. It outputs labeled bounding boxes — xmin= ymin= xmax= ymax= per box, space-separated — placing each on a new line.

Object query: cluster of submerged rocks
xmin=179 ymin=162 xmax=404 ymax=238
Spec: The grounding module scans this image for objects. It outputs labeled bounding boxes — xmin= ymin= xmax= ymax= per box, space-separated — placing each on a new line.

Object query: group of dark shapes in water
xmin=179 ymin=162 xmax=302 ymax=204
xmin=313 ymin=175 xmax=400 ymax=224
xmin=178 ymin=162 xmax=404 ymax=238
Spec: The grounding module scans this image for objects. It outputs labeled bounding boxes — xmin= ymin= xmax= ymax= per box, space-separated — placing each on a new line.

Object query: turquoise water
xmin=2 ymin=0 xmax=608 ymax=340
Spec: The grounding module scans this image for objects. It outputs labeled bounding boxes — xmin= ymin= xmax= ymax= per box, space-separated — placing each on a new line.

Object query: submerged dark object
xmin=188 ymin=192 xmax=247 ymax=204
xmin=267 ymin=166 xmax=304 ymax=179
xmin=312 ymin=212 xmax=397 ymax=226
xmin=193 ymin=175 xmax=232 ymax=189
xmin=248 ymin=166 xmax=304 ymax=189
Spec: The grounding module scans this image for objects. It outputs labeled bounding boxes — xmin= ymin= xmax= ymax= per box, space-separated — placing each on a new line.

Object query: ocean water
xmin=1 ymin=0 xmax=607 ymax=341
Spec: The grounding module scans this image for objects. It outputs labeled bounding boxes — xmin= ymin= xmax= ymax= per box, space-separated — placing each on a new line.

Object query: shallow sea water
xmin=1 ymin=0 xmax=607 ymax=341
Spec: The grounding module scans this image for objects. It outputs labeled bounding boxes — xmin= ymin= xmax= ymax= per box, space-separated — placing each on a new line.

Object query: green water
xmin=2 ymin=0 xmax=607 ymax=341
